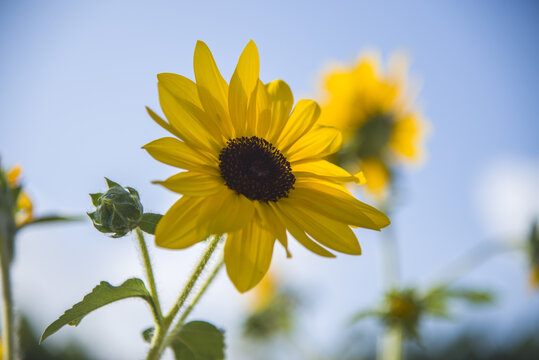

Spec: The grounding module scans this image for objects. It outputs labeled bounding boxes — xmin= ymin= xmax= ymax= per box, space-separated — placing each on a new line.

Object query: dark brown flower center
xmin=219 ymin=136 xmax=295 ymax=202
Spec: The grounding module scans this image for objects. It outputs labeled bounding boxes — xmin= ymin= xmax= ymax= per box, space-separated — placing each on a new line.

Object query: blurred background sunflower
xmin=319 ymin=53 xmax=428 ymax=199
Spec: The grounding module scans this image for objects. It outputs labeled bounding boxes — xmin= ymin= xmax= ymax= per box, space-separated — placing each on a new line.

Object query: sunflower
xmin=144 ymin=41 xmax=390 ymax=292
xmin=6 ymin=166 xmax=33 ymax=227
xmin=319 ymin=52 xmax=428 ymax=198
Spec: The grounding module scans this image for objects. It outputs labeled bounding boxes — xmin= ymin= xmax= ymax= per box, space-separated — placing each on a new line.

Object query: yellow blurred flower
xmin=530 ymin=265 xmax=539 ymax=289
xmin=6 ymin=166 xmax=34 ymax=227
xmin=244 ymin=271 xmax=297 ymax=339
xmin=145 ymin=40 xmax=390 ymax=292
xmin=250 ymin=271 xmax=277 ymax=311
xmin=387 ymin=290 xmax=421 ymax=324
xmin=319 ymin=52 xmax=428 ymax=197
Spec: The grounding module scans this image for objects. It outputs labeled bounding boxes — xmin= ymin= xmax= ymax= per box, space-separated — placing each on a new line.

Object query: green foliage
xmin=89 ymin=193 xmax=103 ymax=207
xmin=142 ymin=327 xmax=155 ymax=343
xmin=139 ymin=213 xmax=163 ymax=235
xmin=349 ymin=309 xmax=384 ymax=324
xmin=105 ymin=177 xmax=122 ymax=189
xmin=0 ymin=165 xmax=18 ymax=261
xmin=88 ymin=178 xmax=162 ymax=238
xmin=423 ymin=285 xmax=494 ymax=319
xmin=87 ymin=178 xmax=144 ymax=238
xmin=350 ymin=285 xmax=495 ymax=340
xmin=19 ymin=215 xmax=83 ymax=229
xmin=142 ymin=321 xmax=225 ymax=360
xmin=171 ymin=321 xmax=225 ymax=360
xmin=243 ymin=292 xmax=297 ymax=339
xmin=41 ymin=278 xmax=155 ymax=343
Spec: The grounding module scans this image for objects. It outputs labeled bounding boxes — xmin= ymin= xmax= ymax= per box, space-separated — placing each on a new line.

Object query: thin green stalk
xmin=377 ymin=197 xmax=403 ymax=360
xmin=165 ymin=253 xmax=224 ymax=347
xmin=135 ymin=228 xmax=163 ymax=323
xmin=0 ymin=227 xmax=14 ymax=360
xmin=146 ymin=234 xmax=222 ymax=360
xmin=378 ymin=325 xmax=403 ymax=360
xmin=380 ymin=223 xmax=399 ymax=290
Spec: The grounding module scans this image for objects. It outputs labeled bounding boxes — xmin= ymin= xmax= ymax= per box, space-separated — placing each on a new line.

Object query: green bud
xmin=88 ymin=178 xmax=143 ymax=238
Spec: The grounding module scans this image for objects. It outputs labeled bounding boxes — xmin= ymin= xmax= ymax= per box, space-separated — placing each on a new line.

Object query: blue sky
xmin=1 ymin=1 xmax=538 ymax=359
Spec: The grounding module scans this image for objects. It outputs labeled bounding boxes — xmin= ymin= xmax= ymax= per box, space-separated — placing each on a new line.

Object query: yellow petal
xmin=228 ymin=40 xmax=260 ymax=136
xmin=225 ymin=219 xmax=276 ymax=292
xmin=290 ymin=181 xmax=390 ymax=230
xmin=153 ymin=171 xmax=223 ymax=197
xmin=361 ymin=158 xmax=390 ymax=197
xmin=197 ymin=189 xmax=255 ymax=234
xmin=287 ymin=126 xmax=342 ymax=163
xmin=272 ymin=203 xmax=335 ymax=258
xmin=158 ymin=83 xmax=221 ymax=151
xmin=279 ymin=200 xmax=361 ymax=255
xmin=276 ymin=100 xmax=320 ymax=152
xmin=157 ymin=73 xmax=202 ymax=107
xmin=390 ymin=112 xmax=425 ymax=161
xmin=143 ymin=137 xmax=217 ymax=171
xmin=265 ymin=80 xmax=294 ymax=143
xmin=155 ymin=196 xmax=209 ymax=249
xmin=193 ymin=40 xmax=234 ymax=139
xmin=255 ymin=202 xmax=290 ymax=257
xmin=146 ymin=106 xmax=183 ymax=139
xmin=7 ymin=166 xmax=21 ymax=186
xmin=255 ymin=80 xmax=271 ymax=138
xmin=15 ymin=191 xmax=34 ymax=226
xmin=293 ymin=160 xmax=361 ymax=184
xmin=157 ymin=74 xmax=228 ymax=146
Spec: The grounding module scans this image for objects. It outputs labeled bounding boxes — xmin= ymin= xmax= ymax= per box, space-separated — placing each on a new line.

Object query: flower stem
xmin=165 ymin=253 xmax=224 ymax=347
xmin=380 ymin=222 xmax=399 ymax=289
xmin=145 ymin=234 xmax=222 ymax=360
xmin=135 ymin=228 xmax=163 ymax=323
xmin=378 ymin=325 xmax=403 ymax=360
xmin=378 ymin=198 xmax=402 ymax=360
xmin=0 ymin=225 xmax=15 ymax=360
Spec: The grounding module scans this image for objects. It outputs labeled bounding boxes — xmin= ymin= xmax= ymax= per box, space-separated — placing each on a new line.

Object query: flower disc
xmin=219 ymin=136 xmax=295 ymax=202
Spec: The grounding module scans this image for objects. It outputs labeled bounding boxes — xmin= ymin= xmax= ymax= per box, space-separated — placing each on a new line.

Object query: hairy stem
xmin=135 ymin=228 xmax=163 ymax=323
xmin=165 ymin=253 xmax=224 ymax=347
xmin=145 ymin=234 xmax=222 ymax=360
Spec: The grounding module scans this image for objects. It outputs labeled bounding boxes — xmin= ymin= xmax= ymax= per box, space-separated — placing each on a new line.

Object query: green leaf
xmin=171 ymin=321 xmax=225 ymax=360
xmin=126 ymin=187 xmax=140 ymax=200
xmin=349 ymin=309 xmax=383 ymax=325
xmin=443 ymin=289 xmax=494 ymax=304
xmin=139 ymin=213 xmax=163 ymax=235
xmin=104 ymin=177 xmax=122 ymax=189
xmin=19 ymin=215 xmax=84 ymax=230
xmin=40 ymin=278 xmax=154 ymax=343
xmin=142 ymin=327 xmax=155 ymax=343
xmin=89 ymin=193 xmax=103 ymax=207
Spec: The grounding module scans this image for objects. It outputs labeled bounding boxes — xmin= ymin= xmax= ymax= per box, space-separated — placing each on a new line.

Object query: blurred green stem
xmin=378 ymin=325 xmax=403 ymax=360
xmin=381 ymin=222 xmax=399 ymax=289
xmin=135 ymin=228 xmax=163 ymax=323
xmin=165 ymin=253 xmax=224 ymax=347
xmin=378 ymin=199 xmax=403 ymax=360
xmin=0 ymin=222 xmax=14 ymax=360
xmin=145 ymin=234 xmax=222 ymax=360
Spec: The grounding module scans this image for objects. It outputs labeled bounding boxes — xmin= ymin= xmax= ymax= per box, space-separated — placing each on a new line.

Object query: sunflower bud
xmin=88 ymin=178 xmax=143 ymax=238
